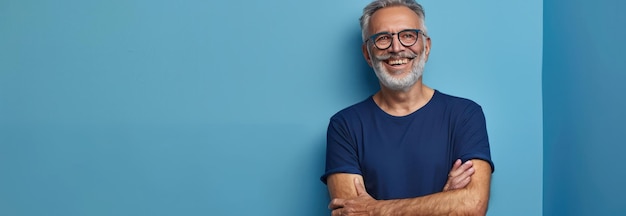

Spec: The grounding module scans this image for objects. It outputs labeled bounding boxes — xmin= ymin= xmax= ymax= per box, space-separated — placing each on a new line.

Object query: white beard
xmin=371 ymin=48 xmax=426 ymax=92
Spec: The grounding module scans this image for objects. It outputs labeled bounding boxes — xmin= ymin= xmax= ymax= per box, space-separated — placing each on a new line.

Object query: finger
xmin=462 ymin=160 xmax=474 ymax=169
xmin=452 ymin=167 xmax=475 ymax=184
xmin=453 ymin=160 xmax=474 ymax=176
xmin=453 ymin=167 xmax=476 ymax=182
xmin=331 ymin=209 xmax=341 ymax=216
xmin=452 ymin=159 xmax=462 ymax=170
xmin=444 ymin=160 xmax=461 ymax=191
xmin=354 ymin=177 xmax=367 ymax=196
xmin=458 ymin=176 xmax=472 ymax=188
xmin=328 ymin=198 xmax=345 ymax=210
xmin=451 ymin=175 xmax=472 ymax=189
xmin=459 ymin=160 xmax=473 ymax=172
xmin=448 ymin=159 xmax=465 ymax=177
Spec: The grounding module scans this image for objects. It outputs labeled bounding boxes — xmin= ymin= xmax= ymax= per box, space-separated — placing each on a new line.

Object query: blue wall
xmin=543 ymin=0 xmax=626 ymax=215
xmin=0 ymin=0 xmax=542 ymax=215
xmin=425 ymin=1 xmax=543 ymax=215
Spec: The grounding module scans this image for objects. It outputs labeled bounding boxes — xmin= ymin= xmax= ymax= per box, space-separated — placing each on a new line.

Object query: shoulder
xmin=330 ymin=96 xmax=376 ymax=122
xmin=434 ymin=90 xmax=483 ymax=113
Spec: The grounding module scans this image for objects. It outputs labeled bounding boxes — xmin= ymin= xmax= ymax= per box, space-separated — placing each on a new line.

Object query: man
xmin=320 ymin=0 xmax=495 ymax=215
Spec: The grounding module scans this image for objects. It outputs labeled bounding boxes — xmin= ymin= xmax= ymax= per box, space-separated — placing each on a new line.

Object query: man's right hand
xmin=443 ymin=159 xmax=475 ymax=191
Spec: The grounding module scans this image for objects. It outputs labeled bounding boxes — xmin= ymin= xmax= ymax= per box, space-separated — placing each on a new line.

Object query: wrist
xmin=373 ymin=199 xmax=394 ymax=216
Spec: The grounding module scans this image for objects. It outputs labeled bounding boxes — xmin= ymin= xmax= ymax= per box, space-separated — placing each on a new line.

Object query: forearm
xmin=327 ymin=161 xmax=492 ymax=216
xmin=375 ymin=160 xmax=492 ymax=216
xmin=376 ymin=188 xmax=487 ymax=216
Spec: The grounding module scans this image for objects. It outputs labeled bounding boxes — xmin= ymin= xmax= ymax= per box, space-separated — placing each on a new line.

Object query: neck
xmin=373 ymin=78 xmax=435 ymax=116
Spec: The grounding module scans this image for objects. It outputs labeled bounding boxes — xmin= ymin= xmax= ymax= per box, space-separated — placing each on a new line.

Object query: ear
xmin=362 ymin=43 xmax=373 ymax=67
xmin=424 ymin=36 xmax=432 ymax=62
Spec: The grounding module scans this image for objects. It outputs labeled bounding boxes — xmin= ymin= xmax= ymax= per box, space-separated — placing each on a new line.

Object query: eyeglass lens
xmin=374 ymin=30 xmax=419 ymax=50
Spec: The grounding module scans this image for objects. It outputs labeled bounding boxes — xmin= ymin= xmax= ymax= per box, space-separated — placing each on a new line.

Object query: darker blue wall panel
xmin=543 ymin=0 xmax=626 ymax=215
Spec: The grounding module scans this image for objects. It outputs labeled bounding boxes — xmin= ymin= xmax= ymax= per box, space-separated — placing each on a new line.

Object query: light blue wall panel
xmin=424 ymin=1 xmax=543 ymax=215
xmin=0 ymin=0 xmax=542 ymax=215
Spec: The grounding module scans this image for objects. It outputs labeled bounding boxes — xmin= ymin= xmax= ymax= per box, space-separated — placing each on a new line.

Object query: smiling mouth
xmin=386 ymin=58 xmax=413 ymax=66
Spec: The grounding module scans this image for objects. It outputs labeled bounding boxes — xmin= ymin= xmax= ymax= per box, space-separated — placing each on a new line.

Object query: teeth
xmin=389 ymin=59 xmax=408 ymax=65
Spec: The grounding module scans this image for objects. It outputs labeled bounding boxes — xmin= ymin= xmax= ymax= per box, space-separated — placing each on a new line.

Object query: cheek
xmin=408 ymin=45 xmax=423 ymax=55
xmin=370 ymin=50 xmax=388 ymax=61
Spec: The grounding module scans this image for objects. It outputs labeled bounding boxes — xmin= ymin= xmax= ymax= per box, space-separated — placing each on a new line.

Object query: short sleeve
xmin=320 ymin=116 xmax=362 ymax=184
xmin=454 ymin=103 xmax=495 ymax=173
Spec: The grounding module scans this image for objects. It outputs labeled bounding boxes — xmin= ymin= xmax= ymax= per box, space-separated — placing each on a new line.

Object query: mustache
xmin=374 ymin=51 xmax=418 ymax=61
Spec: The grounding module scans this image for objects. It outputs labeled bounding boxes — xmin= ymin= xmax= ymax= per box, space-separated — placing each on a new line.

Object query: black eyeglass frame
xmin=365 ymin=29 xmax=427 ymax=50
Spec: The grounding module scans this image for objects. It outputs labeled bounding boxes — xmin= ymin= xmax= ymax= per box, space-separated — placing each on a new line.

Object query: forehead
xmin=369 ymin=6 xmax=422 ymax=33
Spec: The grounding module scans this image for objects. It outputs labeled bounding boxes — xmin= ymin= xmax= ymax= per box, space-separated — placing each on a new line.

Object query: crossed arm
xmin=327 ymin=159 xmax=492 ymax=216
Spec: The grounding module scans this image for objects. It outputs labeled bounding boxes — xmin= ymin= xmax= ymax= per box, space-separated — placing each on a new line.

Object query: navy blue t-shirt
xmin=321 ymin=90 xmax=494 ymax=200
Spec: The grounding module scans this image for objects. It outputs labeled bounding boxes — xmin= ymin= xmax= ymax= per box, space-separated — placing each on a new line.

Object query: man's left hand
xmin=443 ymin=159 xmax=475 ymax=191
xmin=329 ymin=178 xmax=380 ymax=216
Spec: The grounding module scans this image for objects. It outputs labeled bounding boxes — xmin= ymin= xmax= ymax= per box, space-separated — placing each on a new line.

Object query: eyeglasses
xmin=366 ymin=29 xmax=425 ymax=50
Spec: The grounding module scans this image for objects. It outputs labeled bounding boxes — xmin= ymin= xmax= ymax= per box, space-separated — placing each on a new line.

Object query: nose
xmin=389 ymin=35 xmax=405 ymax=53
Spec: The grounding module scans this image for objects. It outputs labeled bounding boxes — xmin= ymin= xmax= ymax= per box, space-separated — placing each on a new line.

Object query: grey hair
xmin=359 ymin=0 xmax=428 ymax=42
